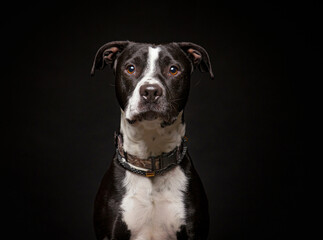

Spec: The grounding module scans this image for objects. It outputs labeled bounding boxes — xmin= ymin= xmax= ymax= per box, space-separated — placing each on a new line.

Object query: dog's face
xmin=91 ymin=41 xmax=213 ymax=126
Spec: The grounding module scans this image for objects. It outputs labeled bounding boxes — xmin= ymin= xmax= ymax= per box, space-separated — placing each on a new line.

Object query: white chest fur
xmin=120 ymin=167 xmax=188 ymax=240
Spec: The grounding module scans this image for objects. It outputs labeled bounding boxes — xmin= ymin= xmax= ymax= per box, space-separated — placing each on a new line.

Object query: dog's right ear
xmin=176 ymin=42 xmax=214 ymax=80
xmin=91 ymin=41 xmax=130 ymax=76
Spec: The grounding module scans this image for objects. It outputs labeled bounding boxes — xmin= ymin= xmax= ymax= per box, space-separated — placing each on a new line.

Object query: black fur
xmin=93 ymin=155 xmax=131 ymax=240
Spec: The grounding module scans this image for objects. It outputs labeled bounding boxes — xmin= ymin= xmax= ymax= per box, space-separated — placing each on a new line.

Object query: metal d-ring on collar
xmin=115 ymin=132 xmax=188 ymax=178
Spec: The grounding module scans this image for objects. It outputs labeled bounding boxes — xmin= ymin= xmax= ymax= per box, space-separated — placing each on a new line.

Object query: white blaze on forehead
xmin=145 ymin=46 xmax=161 ymax=76
xmin=125 ymin=46 xmax=164 ymax=120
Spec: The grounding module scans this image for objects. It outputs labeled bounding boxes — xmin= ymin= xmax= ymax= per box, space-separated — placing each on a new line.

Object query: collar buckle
xmin=149 ymin=156 xmax=158 ymax=171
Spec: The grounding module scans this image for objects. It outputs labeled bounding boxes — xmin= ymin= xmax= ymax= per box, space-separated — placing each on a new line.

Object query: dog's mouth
xmin=126 ymin=103 xmax=178 ymax=127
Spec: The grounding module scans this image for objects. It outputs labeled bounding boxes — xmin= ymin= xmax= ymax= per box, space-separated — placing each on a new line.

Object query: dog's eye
xmin=169 ymin=66 xmax=178 ymax=75
xmin=127 ymin=65 xmax=135 ymax=74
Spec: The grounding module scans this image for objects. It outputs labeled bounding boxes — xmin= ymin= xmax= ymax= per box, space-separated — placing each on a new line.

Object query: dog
xmin=91 ymin=41 xmax=214 ymax=240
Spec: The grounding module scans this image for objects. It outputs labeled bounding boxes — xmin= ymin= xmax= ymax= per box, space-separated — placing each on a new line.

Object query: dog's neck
xmin=120 ymin=111 xmax=186 ymax=159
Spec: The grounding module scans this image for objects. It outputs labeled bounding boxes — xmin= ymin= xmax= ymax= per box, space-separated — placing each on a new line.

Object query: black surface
xmin=7 ymin=1 xmax=314 ymax=239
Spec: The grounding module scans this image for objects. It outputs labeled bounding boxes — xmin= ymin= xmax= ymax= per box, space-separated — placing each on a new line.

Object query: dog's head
xmin=91 ymin=41 xmax=213 ymax=126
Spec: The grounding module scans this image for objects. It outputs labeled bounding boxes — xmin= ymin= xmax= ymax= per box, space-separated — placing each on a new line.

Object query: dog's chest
xmin=120 ymin=167 xmax=187 ymax=240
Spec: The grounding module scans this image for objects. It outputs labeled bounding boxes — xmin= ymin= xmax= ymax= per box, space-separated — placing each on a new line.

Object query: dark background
xmin=6 ymin=0 xmax=315 ymax=239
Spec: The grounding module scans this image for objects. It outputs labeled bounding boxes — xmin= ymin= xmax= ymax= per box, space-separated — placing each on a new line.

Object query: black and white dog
xmin=91 ymin=41 xmax=214 ymax=240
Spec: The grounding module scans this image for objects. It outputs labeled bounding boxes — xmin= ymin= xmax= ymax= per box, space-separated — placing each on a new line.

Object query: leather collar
xmin=114 ymin=132 xmax=188 ymax=177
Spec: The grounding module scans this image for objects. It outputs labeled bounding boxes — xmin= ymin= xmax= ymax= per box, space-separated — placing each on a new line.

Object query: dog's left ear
xmin=176 ymin=42 xmax=214 ymax=80
xmin=91 ymin=41 xmax=130 ymax=76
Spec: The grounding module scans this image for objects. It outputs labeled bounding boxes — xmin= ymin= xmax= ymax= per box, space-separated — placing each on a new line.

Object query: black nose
xmin=139 ymin=84 xmax=163 ymax=102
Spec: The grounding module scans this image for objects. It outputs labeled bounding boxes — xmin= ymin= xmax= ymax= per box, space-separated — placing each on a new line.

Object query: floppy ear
xmin=176 ymin=42 xmax=214 ymax=80
xmin=90 ymin=41 xmax=130 ymax=76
